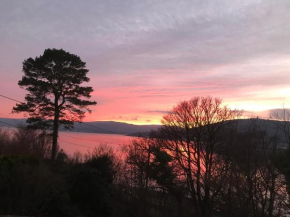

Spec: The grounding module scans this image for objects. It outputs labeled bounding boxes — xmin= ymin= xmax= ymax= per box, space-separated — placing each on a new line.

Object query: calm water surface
xmin=1 ymin=127 xmax=134 ymax=155
xmin=59 ymin=132 xmax=134 ymax=155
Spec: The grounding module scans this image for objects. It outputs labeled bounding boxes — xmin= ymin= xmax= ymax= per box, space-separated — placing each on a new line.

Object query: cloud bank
xmin=0 ymin=0 xmax=290 ymax=123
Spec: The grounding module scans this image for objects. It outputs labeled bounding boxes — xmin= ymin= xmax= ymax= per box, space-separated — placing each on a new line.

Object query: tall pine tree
xmin=13 ymin=48 xmax=96 ymax=160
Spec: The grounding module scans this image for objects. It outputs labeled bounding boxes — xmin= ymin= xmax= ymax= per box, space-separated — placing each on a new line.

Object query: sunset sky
xmin=1 ymin=0 xmax=290 ymax=125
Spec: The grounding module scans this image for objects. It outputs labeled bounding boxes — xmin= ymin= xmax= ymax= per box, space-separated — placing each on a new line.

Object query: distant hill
xmin=0 ymin=118 xmax=161 ymax=135
xmin=230 ymin=118 xmax=280 ymax=137
xmin=69 ymin=121 xmax=161 ymax=135
xmin=229 ymin=118 xmax=288 ymax=147
xmin=0 ymin=117 xmax=27 ymax=127
xmin=0 ymin=117 xmax=288 ymax=147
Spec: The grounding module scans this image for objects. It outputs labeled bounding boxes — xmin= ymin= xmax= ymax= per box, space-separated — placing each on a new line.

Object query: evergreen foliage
xmin=13 ymin=48 xmax=96 ymax=160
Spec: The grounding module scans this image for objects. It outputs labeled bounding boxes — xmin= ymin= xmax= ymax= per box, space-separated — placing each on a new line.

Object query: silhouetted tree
xmin=68 ymin=155 xmax=115 ymax=217
xmin=126 ymin=137 xmax=153 ymax=217
xmin=0 ymin=126 xmax=52 ymax=158
xmin=159 ymin=96 xmax=240 ymax=217
xmin=148 ymin=145 xmax=186 ymax=217
xmin=13 ymin=49 xmax=96 ymax=160
xmin=270 ymin=109 xmax=290 ymax=195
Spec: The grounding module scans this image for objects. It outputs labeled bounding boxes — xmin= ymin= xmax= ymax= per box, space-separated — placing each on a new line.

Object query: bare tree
xmin=0 ymin=126 xmax=52 ymax=158
xmin=157 ymin=96 xmax=240 ymax=217
xmin=125 ymin=137 xmax=154 ymax=217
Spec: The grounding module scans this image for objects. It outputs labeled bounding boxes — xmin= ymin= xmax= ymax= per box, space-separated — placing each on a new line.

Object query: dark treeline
xmin=1 ymin=97 xmax=290 ymax=217
xmin=125 ymin=97 xmax=290 ymax=217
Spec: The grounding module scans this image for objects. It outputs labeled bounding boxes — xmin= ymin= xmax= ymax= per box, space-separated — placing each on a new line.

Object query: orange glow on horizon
xmin=98 ymin=119 xmax=162 ymax=125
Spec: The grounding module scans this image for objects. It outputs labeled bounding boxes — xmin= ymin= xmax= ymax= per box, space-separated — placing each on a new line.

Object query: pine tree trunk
xmin=51 ymin=108 xmax=59 ymax=161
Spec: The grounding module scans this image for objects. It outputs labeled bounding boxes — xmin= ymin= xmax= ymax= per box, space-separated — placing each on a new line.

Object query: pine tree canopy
xmin=13 ymin=48 xmax=97 ymax=130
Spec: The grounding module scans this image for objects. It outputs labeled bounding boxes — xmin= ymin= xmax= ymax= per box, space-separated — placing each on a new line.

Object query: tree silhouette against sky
xmin=13 ymin=48 xmax=96 ymax=160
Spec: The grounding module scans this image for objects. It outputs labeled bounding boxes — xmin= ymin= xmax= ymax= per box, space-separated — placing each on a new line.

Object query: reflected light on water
xmin=59 ymin=132 xmax=134 ymax=155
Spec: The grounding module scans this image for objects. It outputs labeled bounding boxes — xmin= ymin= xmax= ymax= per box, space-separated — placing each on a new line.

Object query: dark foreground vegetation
xmin=1 ymin=97 xmax=290 ymax=217
xmin=0 ymin=126 xmax=119 ymax=217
